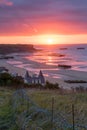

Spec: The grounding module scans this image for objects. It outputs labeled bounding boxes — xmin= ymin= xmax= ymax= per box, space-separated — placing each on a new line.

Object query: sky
xmin=0 ymin=0 xmax=87 ymax=44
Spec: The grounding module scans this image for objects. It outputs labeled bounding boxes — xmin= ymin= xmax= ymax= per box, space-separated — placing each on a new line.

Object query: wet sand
xmin=1 ymin=56 xmax=87 ymax=90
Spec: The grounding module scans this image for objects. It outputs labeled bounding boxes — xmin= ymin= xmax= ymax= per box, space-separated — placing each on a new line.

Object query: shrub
xmin=0 ymin=73 xmax=24 ymax=87
xmin=45 ymin=81 xmax=59 ymax=89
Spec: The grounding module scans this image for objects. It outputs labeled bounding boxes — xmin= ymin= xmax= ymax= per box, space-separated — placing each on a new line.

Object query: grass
xmin=26 ymin=89 xmax=87 ymax=111
xmin=0 ymin=87 xmax=87 ymax=130
xmin=26 ymin=89 xmax=87 ymax=128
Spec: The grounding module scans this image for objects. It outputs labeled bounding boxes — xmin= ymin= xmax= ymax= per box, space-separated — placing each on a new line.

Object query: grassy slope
xmin=0 ymin=87 xmax=87 ymax=129
xmin=27 ymin=89 xmax=87 ymax=111
xmin=27 ymin=89 xmax=87 ymax=128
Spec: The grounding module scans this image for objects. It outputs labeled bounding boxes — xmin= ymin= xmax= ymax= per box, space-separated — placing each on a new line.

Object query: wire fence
xmin=0 ymin=89 xmax=87 ymax=130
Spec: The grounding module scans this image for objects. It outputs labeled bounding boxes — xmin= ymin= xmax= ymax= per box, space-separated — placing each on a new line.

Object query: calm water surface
xmin=7 ymin=44 xmax=87 ymax=80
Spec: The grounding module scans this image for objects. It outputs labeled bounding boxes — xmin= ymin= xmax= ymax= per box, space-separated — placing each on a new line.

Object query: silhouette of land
xmin=0 ymin=44 xmax=36 ymax=54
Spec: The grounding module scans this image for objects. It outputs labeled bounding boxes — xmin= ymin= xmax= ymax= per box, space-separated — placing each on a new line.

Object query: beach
xmin=1 ymin=51 xmax=87 ymax=90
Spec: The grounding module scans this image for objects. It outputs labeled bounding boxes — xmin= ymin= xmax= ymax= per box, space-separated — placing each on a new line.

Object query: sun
xmin=47 ymin=38 xmax=54 ymax=44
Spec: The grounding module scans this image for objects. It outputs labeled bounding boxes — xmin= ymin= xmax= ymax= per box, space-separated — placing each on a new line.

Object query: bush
xmin=0 ymin=73 xmax=12 ymax=86
xmin=45 ymin=81 xmax=59 ymax=89
xmin=0 ymin=73 xmax=60 ymax=90
xmin=0 ymin=73 xmax=24 ymax=87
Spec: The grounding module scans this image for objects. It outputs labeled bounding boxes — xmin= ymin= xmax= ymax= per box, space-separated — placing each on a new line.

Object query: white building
xmin=24 ymin=70 xmax=45 ymax=86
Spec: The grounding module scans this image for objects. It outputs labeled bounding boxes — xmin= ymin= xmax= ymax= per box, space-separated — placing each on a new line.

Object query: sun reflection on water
xmin=48 ymin=56 xmax=53 ymax=62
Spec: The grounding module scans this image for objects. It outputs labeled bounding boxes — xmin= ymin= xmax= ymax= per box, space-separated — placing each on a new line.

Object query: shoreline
xmin=0 ymin=55 xmax=87 ymax=90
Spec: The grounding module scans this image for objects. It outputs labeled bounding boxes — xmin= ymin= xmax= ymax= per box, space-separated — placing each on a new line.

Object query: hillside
xmin=0 ymin=87 xmax=87 ymax=130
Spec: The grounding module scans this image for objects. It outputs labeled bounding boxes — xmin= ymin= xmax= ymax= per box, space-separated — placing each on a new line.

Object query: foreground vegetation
xmin=0 ymin=87 xmax=87 ymax=130
xmin=0 ymin=72 xmax=60 ymax=90
xmin=0 ymin=73 xmax=87 ymax=130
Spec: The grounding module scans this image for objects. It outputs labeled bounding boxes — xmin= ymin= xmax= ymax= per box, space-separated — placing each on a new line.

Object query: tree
xmin=0 ymin=73 xmax=12 ymax=86
xmin=45 ymin=81 xmax=59 ymax=89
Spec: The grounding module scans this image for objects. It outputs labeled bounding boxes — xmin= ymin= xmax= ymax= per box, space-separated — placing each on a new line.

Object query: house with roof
xmin=24 ymin=70 xmax=45 ymax=86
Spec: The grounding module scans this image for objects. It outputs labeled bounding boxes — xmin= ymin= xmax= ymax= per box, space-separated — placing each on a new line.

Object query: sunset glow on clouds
xmin=0 ymin=0 xmax=13 ymax=6
xmin=0 ymin=0 xmax=87 ymax=44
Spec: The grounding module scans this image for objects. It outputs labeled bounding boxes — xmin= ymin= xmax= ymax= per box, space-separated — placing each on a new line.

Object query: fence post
xmin=72 ymin=104 xmax=75 ymax=130
xmin=51 ymin=97 xmax=54 ymax=130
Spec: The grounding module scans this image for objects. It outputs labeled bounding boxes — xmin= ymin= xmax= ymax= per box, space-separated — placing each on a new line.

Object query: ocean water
xmin=34 ymin=44 xmax=87 ymax=71
xmin=7 ymin=44 xmax=87 ymax=80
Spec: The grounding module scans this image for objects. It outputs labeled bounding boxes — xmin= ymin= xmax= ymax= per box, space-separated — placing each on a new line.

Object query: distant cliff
xmin=0 ymin=44 xmax=36 ymax=54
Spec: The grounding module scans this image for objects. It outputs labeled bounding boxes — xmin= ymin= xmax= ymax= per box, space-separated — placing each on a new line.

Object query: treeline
xmin=24 ymin=81 xmax=59 ymax=90
xmin=1 ymin=73 xmax=87 ymax=92
xmin=0 ymin=73 xmax=24 ymax=87
xmin=0 ymin=73 xmax=60 ymax=90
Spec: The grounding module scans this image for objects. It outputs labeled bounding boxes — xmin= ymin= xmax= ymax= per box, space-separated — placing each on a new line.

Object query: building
xmin=24 ymin=70 xmax=45 ymax=86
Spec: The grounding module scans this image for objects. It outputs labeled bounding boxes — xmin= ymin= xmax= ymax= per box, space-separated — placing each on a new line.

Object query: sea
xmin=7 ymin=44 xmax=87 ymax=80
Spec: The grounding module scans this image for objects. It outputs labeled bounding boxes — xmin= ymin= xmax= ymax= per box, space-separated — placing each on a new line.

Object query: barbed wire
xmin=0 ymin=89 xmax=87 ymax=130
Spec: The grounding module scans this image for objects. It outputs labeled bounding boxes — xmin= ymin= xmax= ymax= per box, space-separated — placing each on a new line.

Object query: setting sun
xmin=47 ymin=38 xmax=54 ymax=44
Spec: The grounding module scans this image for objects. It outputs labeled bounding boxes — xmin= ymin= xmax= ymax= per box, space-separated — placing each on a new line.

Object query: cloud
xmin=0 ymin=0 xmax=13 ymax=6
xmin=0 ymin=0 xmax=87 ymax=35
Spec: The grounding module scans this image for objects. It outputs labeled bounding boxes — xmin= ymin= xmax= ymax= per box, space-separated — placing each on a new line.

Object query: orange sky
xmin=0 ymin=18 xmax=87 ymax=44
xmin=0 ymin=34 xmax=87 ymax=45
xmin=0 ymin=0 xmax=87 ymax=44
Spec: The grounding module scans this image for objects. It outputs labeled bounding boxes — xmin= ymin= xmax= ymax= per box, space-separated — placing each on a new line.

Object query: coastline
xmin=1 ymin=56 xmax=87 ymax=90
